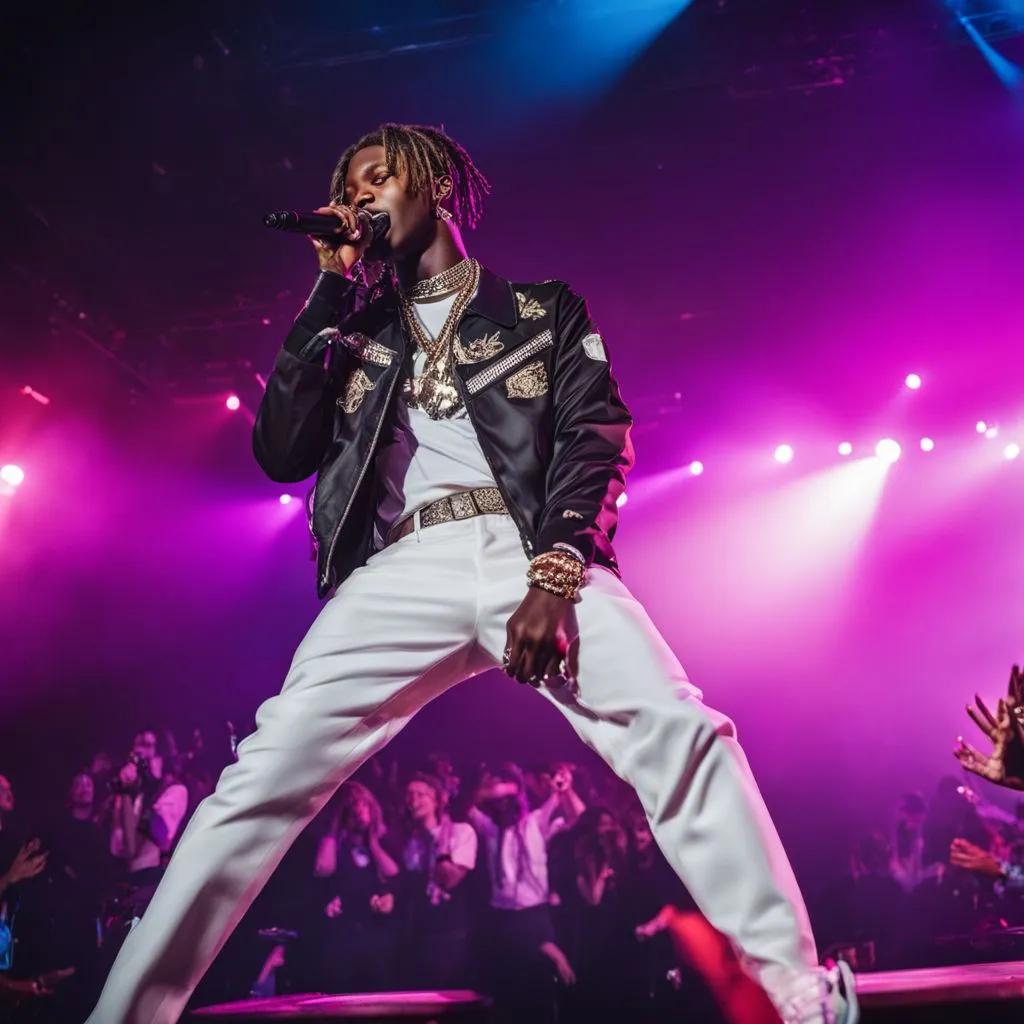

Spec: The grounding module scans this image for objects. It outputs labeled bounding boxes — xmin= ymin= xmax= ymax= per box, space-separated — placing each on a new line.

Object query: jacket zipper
xmin=455 ymin=371 xmax=535 ymax=560
xmin=320 ymin=366 xmax=401 ymax=591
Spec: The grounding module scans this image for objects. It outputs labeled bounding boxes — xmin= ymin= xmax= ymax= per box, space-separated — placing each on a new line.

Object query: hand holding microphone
xmin=263 ymin=207 xmax=390 ymax=277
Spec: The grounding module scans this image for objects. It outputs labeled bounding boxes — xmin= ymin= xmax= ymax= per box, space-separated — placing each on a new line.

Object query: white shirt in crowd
xmin=468 ymin=797 xmax=567 ymax=911
xmin=110 ymin=783 xmax=189 ymax=873
xmin=374 ymin=290 xmax=497 ymax=542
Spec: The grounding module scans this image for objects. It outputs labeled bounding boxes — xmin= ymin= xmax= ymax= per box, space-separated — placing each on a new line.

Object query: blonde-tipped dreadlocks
xmin=330 ymin=123 xmax=490 ymax=229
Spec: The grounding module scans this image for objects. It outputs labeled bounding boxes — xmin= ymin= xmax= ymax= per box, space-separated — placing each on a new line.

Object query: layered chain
xmin=400 ymin=258 xmax=480 ymax=420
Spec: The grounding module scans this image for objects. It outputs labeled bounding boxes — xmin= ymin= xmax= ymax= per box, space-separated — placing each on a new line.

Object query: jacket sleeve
xmin=535 ymin=286 xmax=634 ymax=566
xmin=252 ymin=272 xmax=359 ymax=483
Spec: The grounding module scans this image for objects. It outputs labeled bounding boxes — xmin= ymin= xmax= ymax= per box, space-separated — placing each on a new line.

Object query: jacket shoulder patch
xmin=582 ymin=333 xmax=607 ymax=362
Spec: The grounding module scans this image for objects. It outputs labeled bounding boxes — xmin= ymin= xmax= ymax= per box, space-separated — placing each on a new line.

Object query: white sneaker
xmin=772 ymin=961 xmax=859 ymax=1024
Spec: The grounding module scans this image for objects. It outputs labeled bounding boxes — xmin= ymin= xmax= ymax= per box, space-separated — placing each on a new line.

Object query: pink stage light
xmin=904 ymin=373 xmax=922 ymax=390
xmin=985 ymin=426 xmax=999 ymax=439
xmin=689 ymin=460 xmax=704 ymax=476
xmin=279 ymin=494 xmax=293 ymax=505
xmin=920 ymin=438 xmax=935 ymax=452
xmin=1005 ymin=443 xmax=1021 ymax=461
xmin=0 ymin=464 xmax=25 ymax=488
xmin=837 ymin=442 xmax=853 ymax=456
xmin=976 ymin=420 xmax=987 ymax=434
xmin=616 ymin=492 xmax=628 ymax=508
xmin=774 ymin=444 xmax=794 ymax=464
xmin=226 ymin=395 xmax=241 ymax=411
xmin=875 ymin=439 xmax=902 ymax=464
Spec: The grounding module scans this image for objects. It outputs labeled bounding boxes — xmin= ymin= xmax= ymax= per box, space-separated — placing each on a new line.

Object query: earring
xmin=434 ymin=201 xmax=453 ymax=223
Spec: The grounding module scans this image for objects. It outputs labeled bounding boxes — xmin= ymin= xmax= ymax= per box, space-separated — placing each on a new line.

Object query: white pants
xmin=87 ymin=515 xmax=818 ymax=1024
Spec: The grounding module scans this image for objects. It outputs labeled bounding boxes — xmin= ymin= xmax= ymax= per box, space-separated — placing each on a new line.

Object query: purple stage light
xmin=837 ymin=442 xmax=853 ymax=456
xmin=279 ymin=494 xmax=293 ymax=505
xmin=689 ymin=460 xmax=704 ymax=476
xmin=875 ymin=439 xmax=901 ymax=464
xmin=920 ymin=438 xmax=934 ymax=452
xmin=774 ymin=444 xmax=794 ymax=464
xmin=226 ymin=395 xmax=241 ymax=411
xmin=616 ymin=492 xmax=628 ymax=508
xmin=976 ymin=420 xmax=987 ymax=434
xmin=985 ymin=426 xmax=999 ymax=439
xmin=904 ymin=373 xmax=922 ymax=390
xmin=0 ymin=464 xmax=25 ymax=487
xmin=1005 ymin=443 xmax=1021 ymax=461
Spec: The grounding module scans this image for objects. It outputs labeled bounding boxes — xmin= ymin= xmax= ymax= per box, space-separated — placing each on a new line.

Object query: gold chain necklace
xmin=401 ymin=258 xmax=481 ymax=420
xmin=401 ymin=258 xmax=475 ymax=302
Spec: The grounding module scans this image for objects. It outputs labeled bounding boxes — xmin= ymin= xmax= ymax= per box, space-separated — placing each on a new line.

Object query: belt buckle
xmin=449 ymin=492 xmax=477 ymax=520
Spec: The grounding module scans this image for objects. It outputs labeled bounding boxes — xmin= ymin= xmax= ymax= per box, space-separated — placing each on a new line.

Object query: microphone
xmin=263 ymin=208 xmax=390 ymax=245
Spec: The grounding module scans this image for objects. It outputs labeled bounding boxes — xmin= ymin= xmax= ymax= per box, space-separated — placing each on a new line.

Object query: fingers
xmin=313 ymin=204 xmax=359 ymax=239
xmin=975 ymin=695 xmax=999 ymax=731
xmin=504 ymin=634 xmax=540 ymax=686
xmin=566 ymin=637 xmax=580 ymax=685
xmin=967 ymin=703 xmax=998 ymax=742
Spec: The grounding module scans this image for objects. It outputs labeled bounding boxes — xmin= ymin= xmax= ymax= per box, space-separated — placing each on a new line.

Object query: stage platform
xmin=856 ymin=960 xmax=1024 ymax=1022
xmin=190 ymin=962 xmax=1024 ymax=1021
xmin=191 ymin=990 xmax=492 ymax=1022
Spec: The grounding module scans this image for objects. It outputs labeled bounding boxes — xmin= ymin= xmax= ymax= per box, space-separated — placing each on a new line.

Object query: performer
xmin=86 ymin=123 xmax=856 ymax=1024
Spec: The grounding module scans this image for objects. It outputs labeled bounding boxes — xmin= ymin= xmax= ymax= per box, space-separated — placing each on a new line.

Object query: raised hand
xmin=950 ymin=838 xmax=1004 ymax=879
xmin=955 ymin=691 xmax=1024 ymax=791
xmin=324 ymin=896 xmax=343 ymax=918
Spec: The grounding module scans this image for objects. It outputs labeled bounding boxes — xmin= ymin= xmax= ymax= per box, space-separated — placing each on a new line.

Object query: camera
xmin=108 ymin=752 xmax=152 ymax=795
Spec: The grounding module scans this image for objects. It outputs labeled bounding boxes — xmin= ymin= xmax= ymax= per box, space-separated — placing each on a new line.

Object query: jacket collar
xmin=467 ymin=266 xmax=518 ymax=328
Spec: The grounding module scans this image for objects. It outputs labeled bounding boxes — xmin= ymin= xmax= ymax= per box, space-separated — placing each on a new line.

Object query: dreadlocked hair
xmin=330 ymin=123 xmax=490 ymax=229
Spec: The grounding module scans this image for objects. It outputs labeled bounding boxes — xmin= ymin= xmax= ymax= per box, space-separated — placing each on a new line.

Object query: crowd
xmin=1 ymin=665 xmax=1022 ymax=1022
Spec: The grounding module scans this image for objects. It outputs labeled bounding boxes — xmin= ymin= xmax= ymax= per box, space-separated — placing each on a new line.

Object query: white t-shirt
xmin=469 ymin=801 xmax=566 ymax=911
xmin=374 ymin=291 xmax=497 ymax=542
xmin=430 ymin=819 xmax=478 ymax=871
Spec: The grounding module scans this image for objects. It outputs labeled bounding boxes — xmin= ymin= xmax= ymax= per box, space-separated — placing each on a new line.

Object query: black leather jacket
xmin=253 ymin=266 xmax=634 ymax=598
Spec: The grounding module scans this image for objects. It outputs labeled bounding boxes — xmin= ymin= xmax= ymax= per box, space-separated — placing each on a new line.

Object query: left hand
xmin=370 ymin=892 xmax=394 ymax=915
xmin=503 ymin=587 xmax=580 ymax=687
xmin=950 ymin=838 xmax=1004 ymax=879
xmin=955 ymin=693 xmax=1024 ymax=791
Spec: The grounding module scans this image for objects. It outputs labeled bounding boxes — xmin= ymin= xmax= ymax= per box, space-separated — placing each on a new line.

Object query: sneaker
xmin=773 ymin=961 xmax=859 ymax=1024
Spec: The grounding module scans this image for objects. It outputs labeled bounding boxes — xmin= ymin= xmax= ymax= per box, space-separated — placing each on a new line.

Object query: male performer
xmin=86 ymin=123 xmax=856 ymax=1023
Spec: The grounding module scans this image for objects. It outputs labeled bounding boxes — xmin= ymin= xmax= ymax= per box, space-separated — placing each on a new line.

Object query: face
xmin=631 ymin=816 xmax=653 ymax=853
xmin=132 ymin=732 xmax=158 ymax=759
xmin=339 ymin=145 xmax=437 ymax=260
xmin=0 ymin=775 xmax=12 ymax=814
xmin=348 ymin=795 xmax=373 ymax=831
xmin=596 ymin=813 xmax=617 ymax=836
xmin=406 ymin=781 xmax=439 ymax=823
xmin=70 ymin=773 xmax=94 ymax=806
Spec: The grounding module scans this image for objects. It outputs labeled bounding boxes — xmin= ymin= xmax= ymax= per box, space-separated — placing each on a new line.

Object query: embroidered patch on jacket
xmin=337 ymin=367 xmax=377 ymax=414
xmin=582 ymin=332 xmax=607 ymax=362
xmin=505 ymin=360 xmax=549 ymax=399
xmin=561 ymin=510 xmax=584 ymax=521
xmin=454 ymin=331 xmax=504 ymax=364
xmin=516 ymin=291 xmax=546 ymax=321
xmin=341 ymin=332 xmax=395 ymax=367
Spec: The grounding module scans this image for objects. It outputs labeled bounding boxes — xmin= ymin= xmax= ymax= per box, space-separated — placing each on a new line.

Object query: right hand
xmin=955 ymin=685 xmax=1024 ymax=791
xmin=325 ymin=896 xmax=343 ymax=918
xmin=310 ymin=205 xmax=372 ymax=277
xmin=5 ymin=839 xmax=48 ymax=885
xmin=119 ymin=762 xmax=139 ymax=789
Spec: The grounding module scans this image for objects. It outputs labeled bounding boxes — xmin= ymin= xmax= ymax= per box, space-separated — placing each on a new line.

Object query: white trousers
xmin=87 ymin=515 xmax=818 ymax=1024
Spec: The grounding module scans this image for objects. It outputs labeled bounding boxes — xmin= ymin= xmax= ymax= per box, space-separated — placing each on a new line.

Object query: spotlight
xmin=0 ymin=464 xmax=25 ymax=488
xmin=904 ymin=373 xmax=922 ymax=390
xmin=986 ymin=426 xmax=999 ymax=439
xmin=226 ymin=395 xmax=241 ymax=411
xmin=837 ymin=442 xmax=853 ymax=456
xmin=279 ymin=494 xmax=293 ymax=505
xmin=976 ymin=421 xmax=987 ymax=434
xmin=616 ymin=492 xmax=628 ymax=508
xmin=875 ymin=439 xmax=902 ymax=464
xmin=774 ymin=444 xmax=794 ymax=464
xmin=1005 ymin=443 xmax=1021 ymax=461
xmin=920 ymin=438 xmax=935 ymax=452
xmin=689 ymin=460 xmax=704 ymax=476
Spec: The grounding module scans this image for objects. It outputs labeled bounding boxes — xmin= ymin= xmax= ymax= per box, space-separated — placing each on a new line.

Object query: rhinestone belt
xmin=386 ymin=487 xmax=510 ymax=546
